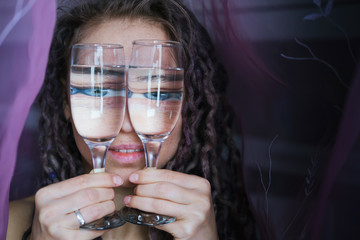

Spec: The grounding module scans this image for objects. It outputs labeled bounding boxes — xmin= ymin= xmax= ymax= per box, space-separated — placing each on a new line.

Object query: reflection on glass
xmin=71 ymin=65 xmax=126 ymax=141
xmin=69 ymin=44 xmax=126 ymax=230
xmin=120 ymin=40 xmax=184 ymax=226
xmin=128 ymin=67 xmax=183 ymax=138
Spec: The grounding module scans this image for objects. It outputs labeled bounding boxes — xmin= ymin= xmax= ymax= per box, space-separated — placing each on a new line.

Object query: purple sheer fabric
xmin=0 ymin=0 xmax=55 ymax=238
xmin=186 ymin=0 xmax=360 ymax=239
xmin=312 ymin=65 xmax=360 ymax=240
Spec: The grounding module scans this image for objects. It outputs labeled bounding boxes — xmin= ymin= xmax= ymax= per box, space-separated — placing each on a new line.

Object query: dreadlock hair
xmin=35 ymin=0 xmax=256 ymax=239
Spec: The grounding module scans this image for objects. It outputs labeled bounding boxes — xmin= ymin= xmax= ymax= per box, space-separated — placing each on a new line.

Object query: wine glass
xmin=70 ymin=43 xmax=126 ymax=230
xmin=120 ymin=40 xmax=184 ymax=226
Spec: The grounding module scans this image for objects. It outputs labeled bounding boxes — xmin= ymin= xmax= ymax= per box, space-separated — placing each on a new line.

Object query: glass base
xmin=119 ymin=207 xmax=176 ymax=226
xmin=80 ymin=212 xmax=126 ymax=230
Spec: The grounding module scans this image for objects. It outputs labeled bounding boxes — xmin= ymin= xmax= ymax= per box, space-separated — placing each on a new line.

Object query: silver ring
xmin=74 ymin=209 xmax=86 ymax=227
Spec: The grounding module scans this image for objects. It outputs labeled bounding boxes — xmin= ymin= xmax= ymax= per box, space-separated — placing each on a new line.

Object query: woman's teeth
xmin=112 ymin=149 xmax=142 ymax=153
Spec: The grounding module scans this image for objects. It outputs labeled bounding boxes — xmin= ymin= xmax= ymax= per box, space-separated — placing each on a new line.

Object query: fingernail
xmin=124 ymin=196 xmax=131 ymax=205
xmin=129 ymin=173 xmax=138 ymax=182
xmin=113 ymin=176 xmax=123 ymax=185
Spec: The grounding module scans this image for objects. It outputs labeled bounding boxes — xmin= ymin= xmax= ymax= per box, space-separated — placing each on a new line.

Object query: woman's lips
xmin=108 ymin=144 xmax=144 ymax=164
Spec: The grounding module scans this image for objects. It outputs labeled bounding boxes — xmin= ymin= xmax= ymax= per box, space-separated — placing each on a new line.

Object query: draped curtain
xmin=0 ymin=0 xmax=55 ymax=238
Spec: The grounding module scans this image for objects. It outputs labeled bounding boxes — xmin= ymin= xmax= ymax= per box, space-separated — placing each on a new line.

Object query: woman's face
xmin=69 ymin=18 xmax=182 ymax=186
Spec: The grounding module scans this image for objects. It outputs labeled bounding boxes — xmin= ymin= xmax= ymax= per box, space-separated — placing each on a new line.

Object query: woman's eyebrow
xmin=70 ymin=83 xmax=126 ymax=89
xmin=71 ymin=68 xmax=125 ymax=87
xmin=72 ymin=67 xmax=125 ymax=76
xmin=136 ymin=74 xmax=183 ymax=82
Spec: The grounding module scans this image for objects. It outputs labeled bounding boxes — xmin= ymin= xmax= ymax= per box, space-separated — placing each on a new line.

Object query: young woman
xmin=7 ymin=0 xmax=256 ymax=239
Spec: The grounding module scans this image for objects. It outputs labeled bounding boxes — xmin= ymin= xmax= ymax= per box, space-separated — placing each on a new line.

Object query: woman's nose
xmin=120 ymin=106 xmax=133 ymax=133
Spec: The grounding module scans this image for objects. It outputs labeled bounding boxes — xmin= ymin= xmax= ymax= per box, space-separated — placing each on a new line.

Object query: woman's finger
xmin=134 ymin=181 xmax=199 ymax=204
xmin=123 ymin=195 xmax=188 ymax=220
xmin=129 ymin=169 xmax=211 ymax=192
xmin=155 ymin=220 xmax=196 ymax=240
xmin=154 ymin=198 xmax=217 ymax=240
xmin=36 ymin=173 xmax=123 ymax=202
xmin=36 ymin=188 xmax=116 ymax=229
xmin=62 ymin=200 xmax=116 ymax=229
xmin=48 ymin=187 xmax=115 ymax=215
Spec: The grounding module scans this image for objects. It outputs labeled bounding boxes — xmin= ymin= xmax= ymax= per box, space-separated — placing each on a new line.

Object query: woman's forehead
xmin=78 ymin=18 xmax=169 ymax=66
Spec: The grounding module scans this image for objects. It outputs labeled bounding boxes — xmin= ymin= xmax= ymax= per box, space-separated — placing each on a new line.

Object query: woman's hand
xmin=124 ymin=169 xmax=219 ymax=240
xmin=31 ymin=173 xmax=123 ymax=240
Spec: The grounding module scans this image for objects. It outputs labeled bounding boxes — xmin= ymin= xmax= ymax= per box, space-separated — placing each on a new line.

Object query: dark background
xmin=10 ymin=0 xmax=360 ymax=239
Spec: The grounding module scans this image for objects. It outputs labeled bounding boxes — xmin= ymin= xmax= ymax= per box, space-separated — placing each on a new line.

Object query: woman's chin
xmin=105 ymin=165 xmax=143 ymax=184
xmin=120 ymin=180 xmax=137 ymax=188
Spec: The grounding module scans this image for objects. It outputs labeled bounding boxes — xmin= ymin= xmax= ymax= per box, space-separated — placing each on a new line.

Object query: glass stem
xmin=143 ymin=140 xmax=164 ymax=168
xmin=85 ymin=139 xmax=113 ymax=172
